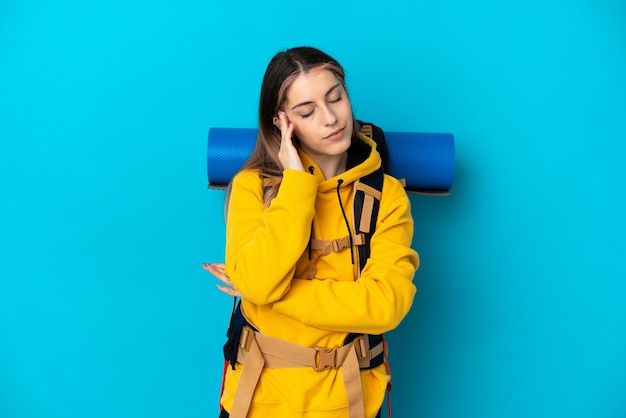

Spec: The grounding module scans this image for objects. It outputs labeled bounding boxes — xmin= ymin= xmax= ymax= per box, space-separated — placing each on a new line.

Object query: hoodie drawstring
xmin=308 ymin=166 xmax=315 ymax=260
xmin=336 ymin=179 xmax=355 ymax=265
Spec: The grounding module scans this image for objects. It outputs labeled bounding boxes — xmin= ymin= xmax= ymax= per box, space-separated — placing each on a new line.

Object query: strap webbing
xmin=229 ymin=337 xmax=265 ymax=418
xmin=353 ymin=166 xmax=384 ymax=272
xmin=310 ymin=234 xmax=366 ymax=254
xmin=230 ymin=328 xmax=383 ymax=418
xmin=342 ymin=348 xmax=366 ymax=418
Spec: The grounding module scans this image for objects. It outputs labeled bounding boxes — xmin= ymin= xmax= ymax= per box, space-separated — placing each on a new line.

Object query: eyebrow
xmin=290 ymin=83 xmax=342 ymax=111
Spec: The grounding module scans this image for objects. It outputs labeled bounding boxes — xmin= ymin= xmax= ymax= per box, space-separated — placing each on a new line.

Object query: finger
xmin=277 ymin=112 xmax=301 ymax=163
xmin=202 ymin=263 xmax=232 ymax=284
xmin=202 ymin=262 xmax=225 ymax=274
xmin=210 ymin=272 xmax=234 ymax=288
xmin=273 ymin=112 xmax=285 ymax=132
xmin=278 ymin=111 xmax=294 ymax=142
xmin=216 ymin=275 xmax=235 ymax=288
xmin=216 ymin=284 xmax=242 ymax=298
xmin=275 ymin=111 xmax=289 ymax=142
xmin=202 ymin=263 xmax=235 ymax=287
xmin=209 ymin=263 xmax=226 ymax=275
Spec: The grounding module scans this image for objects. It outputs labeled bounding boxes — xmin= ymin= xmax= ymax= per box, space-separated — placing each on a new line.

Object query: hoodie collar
xmin=298 ymin=132 xmax=382 ymax=193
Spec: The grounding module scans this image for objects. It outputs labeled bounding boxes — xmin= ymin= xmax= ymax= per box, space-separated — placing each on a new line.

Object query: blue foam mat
xmin=207 ymin=128 xmax=455 ymax=194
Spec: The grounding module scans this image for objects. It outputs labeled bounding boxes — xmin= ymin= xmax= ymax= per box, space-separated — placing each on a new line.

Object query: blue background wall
xmin=1 ymin=1 xmax=625 ymax=417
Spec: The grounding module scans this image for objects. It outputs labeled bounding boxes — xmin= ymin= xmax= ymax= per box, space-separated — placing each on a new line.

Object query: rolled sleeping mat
xmin=207 ymin=127 xmax=455 ymax=195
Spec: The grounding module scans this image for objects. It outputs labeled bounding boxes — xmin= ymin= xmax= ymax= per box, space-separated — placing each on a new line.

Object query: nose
xmin=321 ymin=104 xmax=337 ymax=126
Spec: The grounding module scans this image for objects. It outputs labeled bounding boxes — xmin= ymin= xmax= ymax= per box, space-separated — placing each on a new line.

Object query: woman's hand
xmin=274 ymin=111 xmax=304 ymax=172
xmin=203 ymin=263 xmax=242 ymax=298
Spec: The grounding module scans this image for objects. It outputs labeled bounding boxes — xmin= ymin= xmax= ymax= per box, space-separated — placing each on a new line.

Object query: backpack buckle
xmin=332 ymin=236 xmax=351 ymax=252
xmin=239 ymin=326 xmax=254 ymax=352
xmin=353 ymin=335 xmax=368 ymax=360
xmin=314 ymin=346 xmax=339 ymax=371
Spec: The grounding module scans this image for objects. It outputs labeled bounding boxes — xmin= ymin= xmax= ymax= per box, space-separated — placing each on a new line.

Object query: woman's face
xmin=283 ymin=68 xmax=353 ymax=162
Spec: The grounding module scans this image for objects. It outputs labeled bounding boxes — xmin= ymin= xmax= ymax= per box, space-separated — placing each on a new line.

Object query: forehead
xmin=285 ymin=68 xmax=341 ymax=104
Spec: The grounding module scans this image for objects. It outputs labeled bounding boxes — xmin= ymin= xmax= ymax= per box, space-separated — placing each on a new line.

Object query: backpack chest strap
xmin=310 ymin=233 xmax=366 ymax=254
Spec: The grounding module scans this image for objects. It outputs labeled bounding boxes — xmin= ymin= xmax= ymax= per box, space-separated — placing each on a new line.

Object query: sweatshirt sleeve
xmin=271 ymin=177 xmax=419 ymax=334
xmin=225 ymin=169 xmax=319 ymax=305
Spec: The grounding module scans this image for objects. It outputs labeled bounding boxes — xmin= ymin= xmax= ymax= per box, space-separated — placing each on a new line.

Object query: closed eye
xmin=328 ymin=94 xmax=342 ymax=104
xmin=300 ymin=94 xmax=343 ymax=118
xmin=300 ymin=109 xmax=315 ymax=118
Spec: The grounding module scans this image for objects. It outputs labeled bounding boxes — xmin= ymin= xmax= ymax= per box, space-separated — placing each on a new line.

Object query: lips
xmin=324 ymin=127 xmax=345 ymax=140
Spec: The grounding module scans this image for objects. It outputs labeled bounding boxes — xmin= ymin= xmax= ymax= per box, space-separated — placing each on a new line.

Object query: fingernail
xmin=202 ymin=263 xmax=212 ymax=270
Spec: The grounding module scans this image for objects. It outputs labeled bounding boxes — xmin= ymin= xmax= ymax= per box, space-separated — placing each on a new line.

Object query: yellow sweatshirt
xmin=221 ymin=133 xmax=419 ymax=417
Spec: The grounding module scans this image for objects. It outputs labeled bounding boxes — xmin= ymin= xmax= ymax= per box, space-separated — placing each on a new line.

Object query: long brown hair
xmin=227 ymin=47 xmax=357 ymax=210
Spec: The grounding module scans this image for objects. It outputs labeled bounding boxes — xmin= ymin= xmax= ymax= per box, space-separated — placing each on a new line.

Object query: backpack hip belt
xmin=229 ymin=325 xmax=384 ymax=418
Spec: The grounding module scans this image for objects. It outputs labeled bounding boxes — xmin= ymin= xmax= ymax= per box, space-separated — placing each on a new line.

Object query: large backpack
xmin=220 ymin=121 xmax=392 ymax=415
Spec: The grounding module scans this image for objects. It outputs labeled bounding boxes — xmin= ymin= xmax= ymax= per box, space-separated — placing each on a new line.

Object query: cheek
xmin=291 ymin=121 xmax=313 ymax=142
xmin=340 ymin=100 xmax=353 ymax=118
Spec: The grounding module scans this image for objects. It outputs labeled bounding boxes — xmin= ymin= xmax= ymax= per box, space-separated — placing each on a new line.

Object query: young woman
xmin=204 ymin=46 xmax=419 ymax=418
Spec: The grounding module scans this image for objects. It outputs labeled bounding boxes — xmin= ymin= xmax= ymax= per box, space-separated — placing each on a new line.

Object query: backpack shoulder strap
xmin=353 ymin=165 xmax=384 ymax=272
xmin=356 ymin=120 xmax=390 ymax=174
xmin=353 ymin=120 xmax=387 ymax=272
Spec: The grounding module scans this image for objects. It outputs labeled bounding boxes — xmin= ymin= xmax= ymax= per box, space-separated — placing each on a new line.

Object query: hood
xmin=298 ymin=132 xmax=382 ymax=193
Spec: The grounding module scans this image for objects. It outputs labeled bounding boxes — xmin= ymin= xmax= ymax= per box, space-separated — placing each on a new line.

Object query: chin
xmin=336 ymin=135 xmax=352 ymax=154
